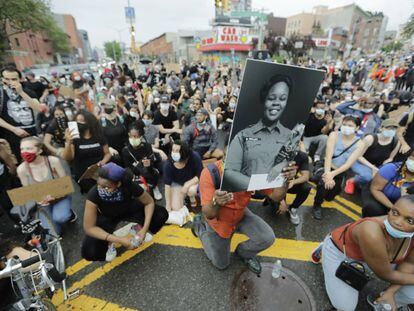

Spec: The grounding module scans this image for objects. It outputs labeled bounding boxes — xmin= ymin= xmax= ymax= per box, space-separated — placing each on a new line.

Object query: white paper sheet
xmin=247 ymin=174 xmax=285 ymax=192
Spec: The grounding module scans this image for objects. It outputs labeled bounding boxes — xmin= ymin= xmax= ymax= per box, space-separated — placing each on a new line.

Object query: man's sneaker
xmin=105 ymin=243 xmax=117 ymax=262
xmin=289 ymin=207 xmax=300 ymax=225
xmin=312 ymin=205 xmax=323 ymax=220
xmin=310 ymin=243 xmax=323 ymax=264
xmin=241 ymin=256 xmax=262 ymax=275
xmin=191 ymin=214 xmax=203 ymax=237
xmin=153 ymin=186 xmax=163 ymax=201
xmin=69 ymin=210 xmax=77 ymax=223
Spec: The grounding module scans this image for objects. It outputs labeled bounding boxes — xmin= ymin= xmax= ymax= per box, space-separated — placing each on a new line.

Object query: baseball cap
xmin=382 ymin=119 xmax=399 ymax=128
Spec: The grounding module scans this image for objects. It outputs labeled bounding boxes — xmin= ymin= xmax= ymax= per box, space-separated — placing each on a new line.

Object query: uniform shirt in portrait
xmin=87 ymin=182 xmax=144 ymax=219
xmin=1 ymin=87 xmax=37 ymax=135
xmin=72 ymin=136 xmax=107 ymax=179
xmin=199 ymin=161 xmax=272 ymax=238
xmin=303 ymin=113 xmax=326 ymax=137
xmin=153 ymin=108 xmax=178 ymax=138
xmin=226 ymin=120 xmax=291 ymax=176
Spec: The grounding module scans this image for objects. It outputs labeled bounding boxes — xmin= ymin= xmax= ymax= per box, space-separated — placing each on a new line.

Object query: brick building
xmin=140 ymin=33 xmax=175 ymax=62
xmin=266 ymin=14 xmax=287 ymax=37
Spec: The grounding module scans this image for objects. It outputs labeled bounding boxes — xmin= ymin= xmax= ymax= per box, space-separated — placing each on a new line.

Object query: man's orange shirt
xmin=199 ymin=161 xmax=272 ymax=239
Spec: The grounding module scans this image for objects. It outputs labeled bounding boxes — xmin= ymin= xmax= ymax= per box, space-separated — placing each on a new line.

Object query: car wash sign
xmin=216 ymin=26 xmax=250 ymax=45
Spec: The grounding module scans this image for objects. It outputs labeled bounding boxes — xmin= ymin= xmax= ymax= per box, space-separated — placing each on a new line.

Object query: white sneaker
xmin=105 ymin=243 xmax=117 ymax=262
xmin=289 ymin=208 xmax=300 ymax=225
xmin=153 ymin=186 xmax=163 ymax=201
xmin=130 ymin=223 xmax=153 ymax=242
xmin=314 ymin=155 xmax=321 ymax=162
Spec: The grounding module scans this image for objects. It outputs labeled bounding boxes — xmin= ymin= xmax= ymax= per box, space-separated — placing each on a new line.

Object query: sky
xmin=50 ymin=0 xmax=413 ymax=48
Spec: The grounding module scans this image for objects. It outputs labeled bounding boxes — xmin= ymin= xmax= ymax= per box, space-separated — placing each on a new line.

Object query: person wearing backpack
xmin=182 ymin=108 xmax=223 ymax=160
xmin=191 ymin=158 xmax=297 ymax=274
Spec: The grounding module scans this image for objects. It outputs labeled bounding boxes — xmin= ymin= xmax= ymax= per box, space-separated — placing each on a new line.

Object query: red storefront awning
xmin=199 ymin=44 xmax=253 ymax=52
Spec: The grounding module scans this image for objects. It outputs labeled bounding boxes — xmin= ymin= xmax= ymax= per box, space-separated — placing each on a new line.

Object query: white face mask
xmin=160 ymin=103 xmax=170 ymax=111
xmin=315 ymin=108 xmax=325 ymax=116
xmin=406 ymin=159 xmax=414 ymax=172
xmin=361 ymin=108 xmax=373 ymax=113
xmin=59 ymin=78 xmax=66 ymax=84
xmin=74 ymin=76 xmax=81 ymax=81
xmin=229 ymin=102 xmax=236 ymax=109
xmin=126 ymin=83 xmax=132 ymax=88
xmin=154 ymin=98 xmax=160 ymax=104
xmin=171 ymin=152 xmax=181 ymax=162
xmin=340 ymin=125 xmax=355 ymax=136
xmin=130 ymin=111 xmax=139 ymax=119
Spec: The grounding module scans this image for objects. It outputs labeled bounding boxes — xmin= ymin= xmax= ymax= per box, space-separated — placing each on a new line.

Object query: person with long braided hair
xmin=362 ymin=150 xmax=414 ymax=217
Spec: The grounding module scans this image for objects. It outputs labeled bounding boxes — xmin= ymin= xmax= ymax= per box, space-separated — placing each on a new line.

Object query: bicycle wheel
xmin=37 ymin=208 xmax=58 ymax=238
xmin=49 ymin=240 xmax=65 ymax=274
xmin=40 ymin=298 xmax=56 ymax=311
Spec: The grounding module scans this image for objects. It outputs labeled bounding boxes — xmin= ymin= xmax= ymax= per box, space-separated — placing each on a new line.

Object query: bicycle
xmin=8 ymin=201 xmax=69 ymax=302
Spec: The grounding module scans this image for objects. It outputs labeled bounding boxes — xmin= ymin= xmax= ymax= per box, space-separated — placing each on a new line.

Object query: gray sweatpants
xmin=322 ymin=236 xmax=414 ymax=311
xmin=303 ymin=134 xmax=328 ymax=158
xmin=196 ymin=208 xmax=275 ymax=270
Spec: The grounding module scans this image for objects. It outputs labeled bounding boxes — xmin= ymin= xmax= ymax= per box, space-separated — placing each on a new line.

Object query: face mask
xmin=382 ymin=129 xmax=396 ymax=138
xmin=21 ymin=152 xmax=37 ymax=163
xmin=59 ymin=78 xmax=66 ymax=84
xmin=384 ymin=218 xmax=414 ymax=239
xmin=154 ymin=98 xmax=160 ymax=104
xmin=315 ymin=108 xmax=325 ymax=116
xmin=143 ymin=119 xmax=153 ymax=126
xmin=160 ymin=103 xmax=170 ymax=111
xmin=104 ymin=108 xmax=114 ymax=114
xmin=129 ymin=137 xmax=141 ymax=147
xmin=229 ymin=102 xmax=236 ymax=109
xmin=97 ymin=187 xmax=124 ymax=202
xmin=171 ymin=152 xmax=181 ymax=162
xmin=77 ymin=122 xmax=88 ymax=134
xmin=406 ymin=159 xmax=414 ymax=172
xmin=74 ymin=76 xmax=81 ymax=81
xmin=362 ymin=108 xmax=373 ymax=113
xmin=126 ymin=83 xmax=132 ymax=88
xmin=130 ymin=111 xmax=139 ymax=119
xmin=340 ymin=125 xmax=355 ymax=136
xmin=56 ymin=116 xmax=67 ymax=129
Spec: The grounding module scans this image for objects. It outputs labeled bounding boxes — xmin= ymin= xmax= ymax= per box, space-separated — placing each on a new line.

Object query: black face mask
xmin=77 ymin=122 xmax=88 ymax=135
xmin=56 ymin=116 xmax=67 ymax=130
xmin=104 ymin=108 xmax=114 ymax=114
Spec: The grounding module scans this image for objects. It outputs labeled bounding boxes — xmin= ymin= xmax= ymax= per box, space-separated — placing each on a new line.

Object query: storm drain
xmin=230 ymin=262 xmax=317 ymax=311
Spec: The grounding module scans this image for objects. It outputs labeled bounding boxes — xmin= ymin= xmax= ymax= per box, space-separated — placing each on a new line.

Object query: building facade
xmin=285 ymin=13 xmax=320 ymax=37
xmin=78 ymin=29 xmax=92 ymax=61
xmin=53 ymin=14 xmax=85 ymax=63
xmin=266 ymin=14 xmax=287 ymax=37
xmin=140 ymin=33 xmax=175 ymax=63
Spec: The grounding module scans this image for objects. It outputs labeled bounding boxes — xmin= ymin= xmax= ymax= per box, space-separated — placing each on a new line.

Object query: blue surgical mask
xmin=384 ymin=218 xmax=414 ymax=239
xmin=171 ymin=152 xmax=181 ymax=162
xmin=143 ymin=119 xmax=153 ymax=126
xmin=406 ymin=159 xmax=414 ymax=173
xmin=382 ymin=129 xmax=396 ymax=138
xmin=340 ymin=125 xmax=355 ymax=136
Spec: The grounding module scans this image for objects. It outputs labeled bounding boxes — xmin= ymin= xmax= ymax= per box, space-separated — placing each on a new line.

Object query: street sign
xmin=294 ymin=41 xmax=304 ymax=49
xmin=125 ymin=6 xmax=135 ymax=23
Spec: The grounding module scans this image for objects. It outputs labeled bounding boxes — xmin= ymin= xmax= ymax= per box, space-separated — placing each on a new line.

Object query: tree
xmin=381 ymin=41 xmax=403 ymax=53
xmin=0 ymin=0 xmax=70 ymax=62
xmin=403 ymin=13 xmax=414 ymax=39
xmin=104 ymin=41 xmax=122 ymax=61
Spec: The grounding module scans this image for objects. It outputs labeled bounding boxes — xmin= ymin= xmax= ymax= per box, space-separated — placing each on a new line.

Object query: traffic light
xmin=215 ymin=0 xmax=222 ymax=8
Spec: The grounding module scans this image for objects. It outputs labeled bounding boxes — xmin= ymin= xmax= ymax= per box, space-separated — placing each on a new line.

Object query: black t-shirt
xmin=45 ymin=120 xmax=66 ymax=147
xmin=294 ymin=151 xmax=309 ymax=177
xmin=87 ymin=182 xmax=144 ymax=218
xmin=122 ymin=143 xmax=156 ymax=176
xmin=22 ymin=81 xmax=46 ymax=99
xmin=1 ymin=87 xmax=37 ymax=136
xmin=364 ymin=135 xmax=397 ymax=167
xmin=153 ymin=109 xmax=178 ymax=138
xmin=163 ymin=151 xmax=203 ymax=186
xmin=399 ymin=114 xmax=414 ymax=146
xmin=101 ymin=117 xmax=127 ymax=153
xmin=73 ymin=136 xmax=107 ymax=178
xmin=303 ymin=113 xmax=327 ymax=137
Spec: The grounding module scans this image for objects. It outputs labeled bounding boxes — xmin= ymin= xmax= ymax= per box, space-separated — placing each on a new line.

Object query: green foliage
xmin=381 ymin=41 xmax=403 ymax=53
xmin=0 ymin=0 xmax=70 ymax=60
xmin=403 ymin=13 xmax=414 ymax=39
xmin=104 ymin=41 xmax=122 ymax=61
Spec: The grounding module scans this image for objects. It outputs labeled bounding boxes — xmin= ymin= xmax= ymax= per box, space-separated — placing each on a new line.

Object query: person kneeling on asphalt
xmin=81 ymin=162 xmax=168 ymax=262
xmin=271 ymin=150 xmax=311 ymax=225
xmin=192 ymin=159 xmax=296 ymax=274
xmin=311 ymin=195 xmax=414 ymax=311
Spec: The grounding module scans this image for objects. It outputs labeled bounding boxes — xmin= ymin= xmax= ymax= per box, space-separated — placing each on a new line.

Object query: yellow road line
xmin=65 ymin=259 xmax=92 ymax=276
xmin=334 ymin=195 xmax=362 ymax=214
xmin=57 ymin=293 xmax=136 ymax=311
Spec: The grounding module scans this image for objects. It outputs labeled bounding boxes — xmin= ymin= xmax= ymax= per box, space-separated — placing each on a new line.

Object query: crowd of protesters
xmin=1 ymin=52 xmax=414 ymax=310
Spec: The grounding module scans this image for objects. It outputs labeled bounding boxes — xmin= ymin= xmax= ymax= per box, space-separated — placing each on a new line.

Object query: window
xmin=14 ymin=38 xmax=20 ymax=47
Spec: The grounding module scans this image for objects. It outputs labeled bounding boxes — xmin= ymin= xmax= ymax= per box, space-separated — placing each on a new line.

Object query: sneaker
xmin=345 ymin=178 xmax=355 ymax=195
xmin=105 ymin=243 xmax=117 ymax=262
xmin=289 ymin=208 xmax=300 ymax=225
xmin=153 ymin=186 xmax=163 ymax=201
xmin=191 ymin=214 xmax=203 ymax=237
xmin=366 ymin=293 xmax=393 ymax=310
xmin=69 ymin=210 xmax=77 ymax=223
xmin=310 ymin=243 xmax=323 ymax=264
xmin=312 ymin=205 xmax=323 ymax=220
xmin=238 ymin=253 xmax=262 ymax=275
xmin=130 ymin=224 xmax=153 ymax=242
xmin=314 ymin=155 xmax=321 ymax=162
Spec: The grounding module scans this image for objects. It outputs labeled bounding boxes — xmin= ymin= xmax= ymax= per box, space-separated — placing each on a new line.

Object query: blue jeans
xmin=39 ymin=196 xmax=72 ymax=235
xmin=351 ymin=161 xmax=373 ymax=185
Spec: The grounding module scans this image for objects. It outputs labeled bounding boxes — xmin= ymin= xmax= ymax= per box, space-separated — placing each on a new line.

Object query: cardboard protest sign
xmin=78 ymin=164 xmax=99 ymax=183
xmin=221 ymin=60 xmax=325 ymax=192
xmin=7 ymin=176 xmax=75 ymax=206
xmin=59 ymin=85 xmax=75 ymax=99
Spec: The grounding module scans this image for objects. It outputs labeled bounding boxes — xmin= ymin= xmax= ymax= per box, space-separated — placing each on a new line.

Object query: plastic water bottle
xmin=272 ymin=260 xmax=282 ymax=279
xmin=105 ymin=243 xmax=117 ymax=262
xmin=130 ymin=235 xmax=143 ymax=248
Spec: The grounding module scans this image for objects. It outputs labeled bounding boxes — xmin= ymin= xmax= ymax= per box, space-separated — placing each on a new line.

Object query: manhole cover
xmin=230 ymin=262 xmax=316 ymax=311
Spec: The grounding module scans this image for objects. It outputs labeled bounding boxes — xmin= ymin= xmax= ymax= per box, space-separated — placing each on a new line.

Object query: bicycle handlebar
xmin=0 ymin=254 xmax=42 ymax=279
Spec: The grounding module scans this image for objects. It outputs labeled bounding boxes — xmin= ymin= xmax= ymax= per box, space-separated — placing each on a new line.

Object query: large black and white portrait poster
xmin=221 ymin=59 xmax=325 ymax=192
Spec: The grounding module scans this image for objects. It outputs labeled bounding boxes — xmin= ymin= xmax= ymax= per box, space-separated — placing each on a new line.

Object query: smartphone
xmin=67 ymin=121 xmax=80 ymax=139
